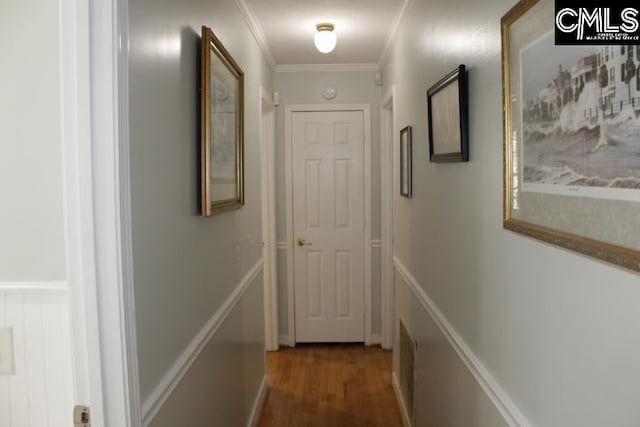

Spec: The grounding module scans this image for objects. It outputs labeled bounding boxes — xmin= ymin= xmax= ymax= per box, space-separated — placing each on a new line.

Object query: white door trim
xmin=284 ymin=104 xmax=372 ymax=346
xmin=381 ymin=86 xmax=396 ymax=350
xmin=60 ymin=0 xmax=104 ymax=417
xmin=259 ymin=87 xmax=278 ymax=351
xmin=90 ymin=0 xmax=142 ymax=425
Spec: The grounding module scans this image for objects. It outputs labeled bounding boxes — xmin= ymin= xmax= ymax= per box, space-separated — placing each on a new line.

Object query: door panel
xmin=292 ymin=110 xmax=365 ymax=342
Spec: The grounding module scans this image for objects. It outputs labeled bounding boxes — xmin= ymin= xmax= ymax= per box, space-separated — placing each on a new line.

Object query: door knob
xmin=297 ymin=237 xmax=312 ymax=247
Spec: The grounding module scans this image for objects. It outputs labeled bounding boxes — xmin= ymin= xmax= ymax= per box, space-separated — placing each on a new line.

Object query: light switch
xmin=73 ymin=405 xmax=91 ymax=427
xmin=0 ymin=326 xmax=15 ymax=375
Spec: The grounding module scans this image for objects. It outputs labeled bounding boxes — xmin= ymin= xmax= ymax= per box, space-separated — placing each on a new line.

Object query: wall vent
xmin=399 ymin=320 xmax=417 ymax=425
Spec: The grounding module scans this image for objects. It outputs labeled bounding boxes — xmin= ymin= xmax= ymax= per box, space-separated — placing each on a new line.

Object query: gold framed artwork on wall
xmin=201 ymin=26 xmax=244 ymax=217
xmin=502 ymin=0 xmax=640 ymax=272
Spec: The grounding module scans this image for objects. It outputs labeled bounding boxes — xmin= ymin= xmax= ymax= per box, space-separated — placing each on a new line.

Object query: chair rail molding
xmin=0 ymin=282 xmax=69 ymax=294
xmin=393 ymin=257 xmax=532 ymax=427
xmin=141 ymin=259 xmax=264 ymax=426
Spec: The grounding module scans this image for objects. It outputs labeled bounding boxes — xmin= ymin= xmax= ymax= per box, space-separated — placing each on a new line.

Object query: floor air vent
xmin=399 ymin=320 xmax=416 ymax=425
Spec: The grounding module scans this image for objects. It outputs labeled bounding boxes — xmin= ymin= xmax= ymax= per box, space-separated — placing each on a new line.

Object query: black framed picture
xmin=400 ymin=125 xmax=412 ymax=198
xmin=427 ymin=64 xmax=469 ymax=162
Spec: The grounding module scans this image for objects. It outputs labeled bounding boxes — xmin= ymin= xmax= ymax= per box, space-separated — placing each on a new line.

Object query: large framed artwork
xmin=502 ymin=0 xmax=640 ymax=272
xmin=427 ymin=64 xmax=469 ymax=162
xmin=201 ymin=26 xmax=244 ymax=217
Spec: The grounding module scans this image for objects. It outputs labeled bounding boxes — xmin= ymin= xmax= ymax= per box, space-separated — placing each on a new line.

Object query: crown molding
xmin=275 ymin=63 xmax=380 ymax=73
xmin=233 ymin=0 xmax=276 ymax=68
xmin=378 ymin=0 xmax=413 ymax=66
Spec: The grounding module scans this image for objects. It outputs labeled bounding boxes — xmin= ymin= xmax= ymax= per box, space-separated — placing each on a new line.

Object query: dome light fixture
xmin=314 ymin=23 xmax=337 ymax=54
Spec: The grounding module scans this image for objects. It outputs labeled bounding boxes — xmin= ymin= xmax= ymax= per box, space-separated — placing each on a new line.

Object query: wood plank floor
xmin=257 ymin=344 xmax=404 ymax=427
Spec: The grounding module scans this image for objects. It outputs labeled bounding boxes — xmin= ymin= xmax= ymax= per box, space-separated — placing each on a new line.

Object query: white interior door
xmin=292 ymin=110 xmax=365 ymax=342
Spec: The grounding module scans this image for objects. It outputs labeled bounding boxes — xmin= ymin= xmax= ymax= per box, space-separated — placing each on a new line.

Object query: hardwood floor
xmin=257 ymin=344 xmax=404 ymax=427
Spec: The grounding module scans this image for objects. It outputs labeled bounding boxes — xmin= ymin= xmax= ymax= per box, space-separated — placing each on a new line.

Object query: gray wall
xmin=273 ymin=70 xmax=383 ymax=340
xmin=383 ymin=0 xmax=640 ymax=426
xmin=150 ymin=273 xmax=264 ymax=427
xmin=395 ymin=269 xmax=510 ymax=427
xmin=128 ymin=0 xmax=272 ymax=422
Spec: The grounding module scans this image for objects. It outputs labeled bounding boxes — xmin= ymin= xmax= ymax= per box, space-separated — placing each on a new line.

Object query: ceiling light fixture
xmin=314 ymin=23 xmax=337 ymax=54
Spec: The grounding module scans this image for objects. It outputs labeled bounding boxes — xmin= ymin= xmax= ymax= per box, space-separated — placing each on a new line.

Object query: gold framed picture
xmin=201 ymin=26 xmax=244 ymax=216
xmin=502 ymin=0 xmax=640 ymax=272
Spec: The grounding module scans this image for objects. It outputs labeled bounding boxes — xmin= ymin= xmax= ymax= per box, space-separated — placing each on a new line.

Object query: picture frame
xmin=427 ymin=64 xmax=469 ymax=162
xmin=201 ymin=26 xmax=244 ymax=217
xmin=400 ymin=126 xmax=412 ymax=198
xmin=502 ymin=0 xmax=640 ymax=272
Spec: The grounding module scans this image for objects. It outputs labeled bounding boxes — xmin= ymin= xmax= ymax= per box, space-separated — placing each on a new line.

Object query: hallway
xmin=257 ymin=345 xmax=403 ymax=427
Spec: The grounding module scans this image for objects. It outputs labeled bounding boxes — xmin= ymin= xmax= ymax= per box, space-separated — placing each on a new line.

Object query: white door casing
xmin=90 ymin=0 xmax=143 ymax=424
xmin=381 ymin=86 xmax=396 ymax=350
xmin=291 ymin=109 xmax=366 ymax=342
xmin=260 ymin=87 xmax=278 ymax=351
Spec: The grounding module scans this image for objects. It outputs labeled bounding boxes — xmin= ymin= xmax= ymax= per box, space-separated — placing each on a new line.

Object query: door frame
xmin=89 ymin=0 xmax=143 ymax=424
xmin=259 ymin=87 xmax=278 ymax=351
xmin=381 ymin=86 xmax=396 ymax=350
xmin=284 ymin=104 xmax=372 ymax=346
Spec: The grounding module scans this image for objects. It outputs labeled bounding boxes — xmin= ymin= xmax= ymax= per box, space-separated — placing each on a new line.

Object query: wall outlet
xmin=0 ymin=326 xmax=15 ymax=375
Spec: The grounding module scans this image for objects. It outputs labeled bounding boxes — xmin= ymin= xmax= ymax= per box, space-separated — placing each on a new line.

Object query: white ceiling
xmin=246 ymin=0 xmax=406 ymax=66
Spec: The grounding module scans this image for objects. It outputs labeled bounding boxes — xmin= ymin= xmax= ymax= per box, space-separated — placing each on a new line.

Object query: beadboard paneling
xmin=0 ymin=287 xmax=74 ymax=427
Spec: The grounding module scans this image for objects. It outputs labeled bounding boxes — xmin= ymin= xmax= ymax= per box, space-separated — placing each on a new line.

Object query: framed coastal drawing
xmin=427 ymin=64 xmax=469 ymax=162
xmin=400 ymin=126 xmax=413 ymax=198
xmin=201 ymin=26 xmax=244 ymax=217
xmin=502 ymin=0 xmax=640 ymax=272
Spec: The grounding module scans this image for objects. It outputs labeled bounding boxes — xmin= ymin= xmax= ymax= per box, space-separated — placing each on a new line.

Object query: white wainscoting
xmin=141 ymin=260 xmax=264 ymax=426
xmin=393 ymin=258 xmax=532 ymax=427
xmin=0 ymin=283 xmax=74 ymax=427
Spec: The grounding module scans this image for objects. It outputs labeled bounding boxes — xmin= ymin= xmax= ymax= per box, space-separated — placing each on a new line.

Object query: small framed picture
xmin=400 ymin=126 xmax=412 ymax=198
xmin=427 ymin=64 xmax=469 ymax=162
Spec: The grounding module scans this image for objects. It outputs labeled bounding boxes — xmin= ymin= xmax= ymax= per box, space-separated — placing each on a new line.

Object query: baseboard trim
xmin=393 ymin=257 xmax=531 ymax=427
xmin=278 ymin=334 xmax=294 ymax=347
xmin=392 ymin=372 xmax=412 ymax=427
xmin=247 ymin=375 xmax=268 ymax=427
xmin=369 ymin=333 xmax=382 ymax=345
xmin=141 ymin=259 xmax=264 ymax=426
